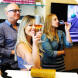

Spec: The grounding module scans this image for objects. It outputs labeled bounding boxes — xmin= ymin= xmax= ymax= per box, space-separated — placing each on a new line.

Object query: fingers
xmin=36 ymin=31 xmax=42 ymax=37
xmin=34 ymin=32 xmax=42 ymax=40
xmin=33 ymin=31 xmax=42 ymax=42
xmin=65 ymin=22 xmax=71 ymax=31
xmin=65 ymin=22 xmax=69 ymax=26
xmin=65 ymin=22 xmax=71 ymax=27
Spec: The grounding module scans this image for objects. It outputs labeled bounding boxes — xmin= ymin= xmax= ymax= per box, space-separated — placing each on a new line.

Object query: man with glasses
xmin=0 ymin=3 xmax=20 ymax=70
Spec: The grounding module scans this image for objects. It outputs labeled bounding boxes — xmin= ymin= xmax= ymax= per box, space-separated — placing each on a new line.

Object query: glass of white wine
xmin=35 ymin=15 xmax=44 ymax=43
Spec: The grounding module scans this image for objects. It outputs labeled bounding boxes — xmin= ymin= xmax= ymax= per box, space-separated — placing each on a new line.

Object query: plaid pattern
xmin=3 ymin=0 xmax=35 ymax=4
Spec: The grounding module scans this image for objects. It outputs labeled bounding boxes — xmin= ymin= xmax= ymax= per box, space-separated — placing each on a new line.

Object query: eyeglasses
xmin=8 ymin=9 xmax=21 ymax=13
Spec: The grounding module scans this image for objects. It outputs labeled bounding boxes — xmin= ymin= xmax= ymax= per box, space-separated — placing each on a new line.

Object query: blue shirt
xmin=17 ymin=56 xmax=27 ymax=69
xmin=41 ymin=30 xmax=72 ymax=71
xmin=0 ymin=20 xmax=19 ymax=57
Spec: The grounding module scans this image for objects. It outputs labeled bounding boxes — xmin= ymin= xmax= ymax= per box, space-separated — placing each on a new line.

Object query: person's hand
xmin=65 ymin=22 xmax=71 ymax=32
xmin=33 ymin=31 xmax=42 ymax=45
xmin=11 ymin=50 xmax=15 ymax=55
xmin=57 ymin=50 xmax=65 ymax=56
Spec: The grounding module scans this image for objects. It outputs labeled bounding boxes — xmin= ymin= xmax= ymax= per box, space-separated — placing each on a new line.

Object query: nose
xmin=16 ymin=11 xmax=20 ymax=14
xmin=57 ymin=19 xmax=59 ymax=22
xmin=32 ymin=24 xmax=35 ymax=29
xmin=15 ymin=10 xmax=20 ymax=14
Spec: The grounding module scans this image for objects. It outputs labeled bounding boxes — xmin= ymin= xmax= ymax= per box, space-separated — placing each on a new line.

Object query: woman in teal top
xmin=41 ymin=14 xmax=72 ymax=71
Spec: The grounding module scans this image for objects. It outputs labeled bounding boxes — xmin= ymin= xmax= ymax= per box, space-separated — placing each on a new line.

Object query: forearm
xmin=57 ymin=50 xmax=65 ymax=56
xmin=0 ymin=47 xmax=12 ymax=57
xmin=66 ymin=31 xmax=72 ymax=43
xmin=32 ymin=43 xmax=41 ymax=68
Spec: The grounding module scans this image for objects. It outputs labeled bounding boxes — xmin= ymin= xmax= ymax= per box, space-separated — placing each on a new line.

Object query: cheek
xmin=52 ymin=21 xmax=55 ymax=26
xmin=8 ymin=13 xmax=15 ymax=19
xmin=15 ymin=14 xmax=20 ymax=18
xmin=25 ymin=27 xmax=29 ymax=33
xmin=52 ymin=21 xmax=58 ymax=27
xmin=25 ymin=27 xmax=32 ymax=35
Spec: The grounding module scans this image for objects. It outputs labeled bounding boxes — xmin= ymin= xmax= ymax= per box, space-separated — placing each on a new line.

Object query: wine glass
xmin=59 ymin=20 xmax=65 ymax=25
xmin=35 ymin=15 xmax=44 ymax=43
xmin=35 ymin=23 xmax=44 ymax=43
xmin=59 ymin=20 xmax=71 ymax=27
xmin=24 ymin=64 xmax=33 ymax=71
xmin=23 ymin=56 xmax=33 ymax=71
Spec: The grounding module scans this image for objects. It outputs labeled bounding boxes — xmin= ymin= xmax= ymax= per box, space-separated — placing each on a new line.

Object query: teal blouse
xmin=41 ymin=30 xmax=72 ymax=71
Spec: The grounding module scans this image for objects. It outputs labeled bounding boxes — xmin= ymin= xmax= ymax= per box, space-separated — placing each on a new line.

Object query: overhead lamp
xmin=0 ymin=0 xmax=3 ymax=3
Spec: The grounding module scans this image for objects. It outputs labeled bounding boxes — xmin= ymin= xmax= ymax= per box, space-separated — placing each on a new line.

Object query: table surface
xmin=0 ymin=70 xmax=78 ymax=78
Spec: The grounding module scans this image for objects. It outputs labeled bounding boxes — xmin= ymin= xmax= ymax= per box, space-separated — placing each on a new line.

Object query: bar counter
xmin=64 ymin=45 xmax=78 ymax=70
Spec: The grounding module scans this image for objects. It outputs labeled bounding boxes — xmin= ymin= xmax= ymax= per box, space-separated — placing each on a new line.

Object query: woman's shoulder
xmin=16 ymin=42 xmax=27 ymax=49
xmin=17 ymin=41 xmax=26 ymax=45
xmin=16 ymin=41 xmax=32 ymax=54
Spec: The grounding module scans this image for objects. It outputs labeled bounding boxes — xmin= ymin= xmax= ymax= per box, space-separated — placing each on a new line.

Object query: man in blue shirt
xmin=0 ymin=3 xmax=20 ymax=69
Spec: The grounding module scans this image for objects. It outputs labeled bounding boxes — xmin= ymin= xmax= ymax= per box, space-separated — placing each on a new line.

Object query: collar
xmin=5 ymin=20 xmax=11 ymax=26
xmin=5 ymin=20 xmax=19 ymax=27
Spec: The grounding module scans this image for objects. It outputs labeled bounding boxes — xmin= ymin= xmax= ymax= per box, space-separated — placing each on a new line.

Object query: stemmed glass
xmin=35 ymin=24 xmax=44 ymax=43
xmin=59 ymin=20 xmax=71 ymax=27
xmin=59 ymin=20 xmax=65 ymax=25
xmin=35 ymin=15 xmax=44 ymax=43
xmin=23 ymin=64 xmax=33 ymax=71
xmin=23 ymin=56 xmax=33 ymax=71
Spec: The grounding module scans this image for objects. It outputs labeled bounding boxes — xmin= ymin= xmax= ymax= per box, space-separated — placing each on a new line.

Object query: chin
xmin=55 ymin=26 xmax=58 ymax=28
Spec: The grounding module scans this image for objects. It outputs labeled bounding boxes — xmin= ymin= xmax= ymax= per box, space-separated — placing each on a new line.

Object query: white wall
xmin=0 ymin=4 xmax=45 ymax=19
xmin=20 ymin=5 xmax=35 ymax=16
xmin=0 ymin=4 xmax=7 ymax=19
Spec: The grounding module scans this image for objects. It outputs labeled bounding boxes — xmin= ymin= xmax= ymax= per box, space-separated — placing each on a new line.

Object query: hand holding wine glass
xmin=59 ymin=20 xmax=71 ymax=32
xmin=65 ymin=22 xmax=71 ymax=32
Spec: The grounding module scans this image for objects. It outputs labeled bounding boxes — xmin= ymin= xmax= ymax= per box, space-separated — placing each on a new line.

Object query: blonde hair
xmin=44 ymin=14 xmax=59 ymax=42
xmin=16 ymin=15 xmax=35 ymax=48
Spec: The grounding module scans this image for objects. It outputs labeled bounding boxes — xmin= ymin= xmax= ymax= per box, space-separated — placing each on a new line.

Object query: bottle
xmin=31 ymin=68 xmax=56 ymax=78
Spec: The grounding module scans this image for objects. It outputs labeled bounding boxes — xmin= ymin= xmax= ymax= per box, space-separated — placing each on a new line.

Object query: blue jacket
xmin=41 ymin=30 xmax=72 ymax=66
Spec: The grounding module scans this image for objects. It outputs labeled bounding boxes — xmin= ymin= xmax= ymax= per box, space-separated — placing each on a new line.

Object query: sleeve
xmin=41 ymin=34 xmax=58 ymax=57
xmin=0 ymin=26 xmax=12 ymax=57
xmin=62 ymin=31 xmax=73 ymax=48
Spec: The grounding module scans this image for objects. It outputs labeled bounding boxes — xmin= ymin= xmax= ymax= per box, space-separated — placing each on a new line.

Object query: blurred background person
xmin=16 ymin=15 xmax=42 ymax=70
xmin=41 ymin=14 xmax=72 ymax=71
xmin=0 ymin=3 xmax=20 ymax=69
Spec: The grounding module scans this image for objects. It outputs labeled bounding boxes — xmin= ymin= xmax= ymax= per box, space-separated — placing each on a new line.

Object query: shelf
xmin=0 ymin=2 xmax=45 ymax=7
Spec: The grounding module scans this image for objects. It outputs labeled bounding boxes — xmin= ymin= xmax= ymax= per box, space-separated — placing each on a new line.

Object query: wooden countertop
xmin=64 ymin=45 xmax=78 ymax=70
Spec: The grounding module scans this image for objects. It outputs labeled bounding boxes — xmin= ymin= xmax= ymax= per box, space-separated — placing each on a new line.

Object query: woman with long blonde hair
xmin=16 ymin=15 xmax=42 ymax=70
xmin=41 ymin=14 xmax=72 ymax=71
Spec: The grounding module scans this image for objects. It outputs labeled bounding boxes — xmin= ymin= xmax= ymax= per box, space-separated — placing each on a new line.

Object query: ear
xmin=4 ymin=7 xmax=8 ymax=16
xmin=5 ymin=11 xmax=8 ymax=16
